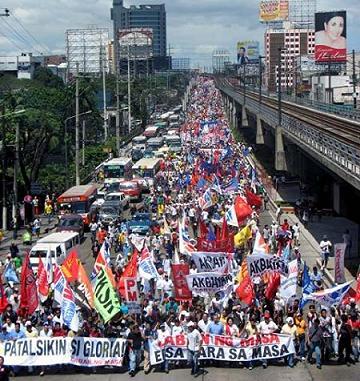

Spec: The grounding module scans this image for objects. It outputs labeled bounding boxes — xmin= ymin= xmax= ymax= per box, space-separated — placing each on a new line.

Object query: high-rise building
xmin=212 ymin=49 xmax=231 ymax=73
xmin=172 ymin=58 xmax=191 ymax=71
xmin=111 ymin=0 xmax=167 ymax=70
xmin=264 ymin=26 xmax=315 ymax=91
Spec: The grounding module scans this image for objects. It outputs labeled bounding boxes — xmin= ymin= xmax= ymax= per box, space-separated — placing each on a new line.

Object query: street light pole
xmin=127 ymin=45 xmax=132 ymax=135
xmin=278 ymin=48 xmax=283 ymax=126
xmin=115 ymin=70 xmax=121 ymax=156
xmin=12 ymin=121 xmax=19 ymax=219
xmin=64 ymin=110 xmax=92 ymax=189
xmin=75 ymin=62 xmax=80 ymax=186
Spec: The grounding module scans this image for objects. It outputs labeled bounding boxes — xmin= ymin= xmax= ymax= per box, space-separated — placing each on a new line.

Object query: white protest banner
xmin=138 ymin=247 xmax=160 ymax=280
xmin=191 ymin=252 xmax=231 ymax=273
xmin=334 ymin=243 xmax=346 ymax=284
xmin=130 ymin=235 xmax=145 ymax=252
xmin=0 ymin=337 xmax=127 ymax=367
xmin=124 ymin=277 xmax=141 ymax=314
xmin=186 ymin=272 xmax=233 ymax=293
xmin=303 ymin=280 xmax=353 ymax=307
xmin=247 ymin=253 xmax=289 ymax=279
xmin=279 ymin=260 xmax=298 ymax=301
xmin=150 ymin=333 xmax=295 ymax=365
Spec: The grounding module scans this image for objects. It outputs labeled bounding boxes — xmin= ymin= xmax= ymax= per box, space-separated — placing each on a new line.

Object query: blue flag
xmin=282 ymin=244 xmax=291 ymax=262
xmin=300 ymin=264 xmax=316 ymax=308
xmin=207 ymin=228 xmax=216 ymax=241
xmin=196 ymin=177 xmax=207 ymax=190
xmin=4 ymin=263 xmax=19 ymax=284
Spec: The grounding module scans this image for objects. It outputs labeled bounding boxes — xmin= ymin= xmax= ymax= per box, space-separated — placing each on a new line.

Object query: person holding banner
xmin=186 ymin=321 xmax=203 ymax=376
xmin=258 ymin=311 xmax=279 ymax=368
xmin=127 ymin=325 xmax=144 ymax=377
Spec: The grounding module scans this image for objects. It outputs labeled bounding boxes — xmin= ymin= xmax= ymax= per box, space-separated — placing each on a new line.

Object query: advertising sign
xmin=118 ymin=28 xmax=153 ymax=60
xmin=334 ymin=243 xmax=346 ymax=284
xmin=315 ymin=11 xmax=347 ymax=63
xmin=236 ymin=41 xmax=260 ymax=65
xmin=259 ymin=0 xmax=289 ymax=22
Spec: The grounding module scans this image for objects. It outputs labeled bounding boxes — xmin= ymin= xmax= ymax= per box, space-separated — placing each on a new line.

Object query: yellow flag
xmin=235 ymin=259 xmax=248 ymax=284
xmin=234 ymin=225 xmax=252 ymax=247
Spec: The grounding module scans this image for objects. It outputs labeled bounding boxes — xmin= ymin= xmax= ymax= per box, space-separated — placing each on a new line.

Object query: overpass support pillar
xmin=333 ymin=182 xmax=341 ymax=215
xmin=228 ymin=98 xmax=233 ymax=123
xmin=232 ymin=101 xmax=238 ymax=129
xmin=241 ymin=106 xmax=248 ymax=127
xmin=256 ymin=115 xmax=264 ymax=144
xmin=275 ymin=126 xmax=287 ymax=171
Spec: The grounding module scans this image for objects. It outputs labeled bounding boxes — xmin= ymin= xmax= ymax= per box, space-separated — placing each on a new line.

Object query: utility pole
xmin=167 ymin=44 xmax=173 ymax=91
xmin=259 ymin=56 xmax=264 ymax=105
xmin=353 ymin=49 xmax=357 ymax=109
xmin=12 ymin=121 xmax=19 ymax=219
xmin=243 ymin=63 xmax=246 ymax=105
xmin=127 ymin=45 xmax=132 ymax=135
xmin=75 ymin=62 xmax=80 ymax=186
xmin=102 ymin=46 xmax=108 ymax=141
xmin=1 ymin=107 xmax=7 ymax=230
xmin=82 ymin=119 xmax=85 ymax=166
xmin=115 ymin=70 xmax=121 ymax=156
xmin=278 ymin=48 xmax=283 ymax=126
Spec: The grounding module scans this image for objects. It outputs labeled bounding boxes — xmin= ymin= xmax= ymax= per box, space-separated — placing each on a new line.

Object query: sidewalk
xmin=0 ymin=216 xmax=57 ymax=258
xmin=252 ymin=155 xmax=358 ymax=287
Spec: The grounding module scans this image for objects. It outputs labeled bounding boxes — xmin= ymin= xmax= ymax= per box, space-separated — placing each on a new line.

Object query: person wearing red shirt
xmin=52 ymin=322 xmax=66 ymax=337
xmin=96 ymin=227 xmax=107 ymax=245
xmin=281 ymin=219 xmax=290 ymax=232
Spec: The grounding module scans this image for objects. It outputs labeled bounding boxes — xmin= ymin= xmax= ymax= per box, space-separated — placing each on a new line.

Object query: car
xmin=118 ymin=180 xmax=142 ymax=202
xmin=103 ymin=192 xmax=130 ymax=211
xmin=99 ymin=205 xmax=121 ymax=225
xmin=56 ymin=214 xmax=84 ymax=238
xmin=126 ymin=212 xmax=153 ymax=235
xmin=132 ymin=176 xmax=150 ymax=194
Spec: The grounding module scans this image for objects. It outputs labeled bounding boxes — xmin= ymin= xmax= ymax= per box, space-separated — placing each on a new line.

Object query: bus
xmin=132 ymin=158 xmax=162 ymax=186
xmin=57 ymin=184 xmax=98 ymax=225
xmin=164 ymin=134 xmax=182 ymax=152
xmin=103 ymin=157 xmax=133 ymax=185
xmin=147 ymin=137 xmax=164 ymax=152
xmin=143 ymin=126 xmax=159 ymax=138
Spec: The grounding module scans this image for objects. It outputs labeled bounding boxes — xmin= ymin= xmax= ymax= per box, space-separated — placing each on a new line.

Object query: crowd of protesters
xmin=0 ymin=77 xmax=359 ymax=379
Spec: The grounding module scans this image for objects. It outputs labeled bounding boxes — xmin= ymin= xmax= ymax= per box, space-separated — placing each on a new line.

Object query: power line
xmin=0 ymin=16 xmax=37 ymax=52
xmin=10 ymin=13 xmax=51 ymax=54
xmin=0 ymin=28 xmax=24 ymax=51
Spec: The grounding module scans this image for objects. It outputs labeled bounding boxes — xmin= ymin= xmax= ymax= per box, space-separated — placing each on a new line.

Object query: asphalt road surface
xmin=12 ymin=361 xmax=359 ymax=381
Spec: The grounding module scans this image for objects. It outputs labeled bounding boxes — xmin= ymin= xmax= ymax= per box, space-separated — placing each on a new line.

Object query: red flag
xmin=342 ymin=287 xmax=357 ymax=306
xmin=198 ymin=219 xmax=208 ymax=239
xmin=118 ymin=250 xmax=138 ymax=298
xmin=234 ymin=196 xmax=252 ymax=222
xmin=0 ymin=282 xmax=9 ymax=313
xmin=357 ymin=272 xmax=360 ymax=303
xmin=245 ymin=189 xmax=263 ymax=208
xmin=236 ymin=275 xmax=254 ymax=305
xmin=221 ymin=216 xmax=229 ymax=241
xmin=171 ymin=263 xmax=192 ymax=302
xmin=197 ymin=237 xmax=233 ymax=252
xmin=37 ymin=257 xmax=49 ymax=298
xmin=19 ymin=252 xmax=39 ymax=316
xmin=61 ymin=250 xmax=80 ymax=282
xmin=264 ymin=273 xmax=280 ymax=300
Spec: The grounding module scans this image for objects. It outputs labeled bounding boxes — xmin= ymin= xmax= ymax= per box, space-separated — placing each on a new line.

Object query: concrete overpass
xmin=216 ymin=78 xmax=360 ymax=216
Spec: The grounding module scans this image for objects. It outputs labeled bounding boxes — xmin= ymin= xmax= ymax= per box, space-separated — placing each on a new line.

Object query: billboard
xmin=237 ymin=41 xmax=260 ymax=65
xmin=259 ymin=0 xmax=289 ymax=22
xmin=315 ymin=11 xmax=347 ymax=63
xmin=118 ymin=28 xmax=153 ymax=59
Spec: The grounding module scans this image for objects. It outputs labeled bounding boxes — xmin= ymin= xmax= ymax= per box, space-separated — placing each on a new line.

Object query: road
xmin=12 ymin=361 xmax=359 ymax=381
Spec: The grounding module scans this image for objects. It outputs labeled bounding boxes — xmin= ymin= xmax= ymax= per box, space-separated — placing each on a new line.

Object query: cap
xmin=187 ymin=321 xmax=195 ymax=328
xmin=350 ymin=298 xmax=356 ymax=304
xmin=296 ymin=311 xmax=302 ymax=316
xmin=286 ymin=317 xmax=294 ymax=324
xmin=43 ymin=322 xmax=49 ymax=326
xmin=264 ymin=312 xmax=271 ymax=319
xmin=25 ymin=321 xmax=32 ymax=327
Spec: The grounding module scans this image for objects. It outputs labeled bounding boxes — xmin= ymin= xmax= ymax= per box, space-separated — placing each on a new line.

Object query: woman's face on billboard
xmin=324 ymin=16 xmax=344 ymax=41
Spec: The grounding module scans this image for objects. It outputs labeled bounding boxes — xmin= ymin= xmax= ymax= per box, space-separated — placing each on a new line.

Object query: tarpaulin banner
xmin=247 ymin=253 xmax=289 ymax=279
xmin=186 ymin=272 xmax=233 ymax=293
xmin=191 ymin=252 xmax=231 ymax=273
xmin=279 ymin=260 xmax=298 ymax=301
xmin=150 ymin=333 xmax=295 ymax=365
xmin=334 ymin=243 xmax=346 ymax=284
xmin=0 ymin=337 xmax=127 ymax=367
xmin=124 ymin=277 xmax=141 ymax=314
xmin=197 ymin=238 xmax=233 ymax=253
xmin=171 ymin=264 xmax=192 ymax=301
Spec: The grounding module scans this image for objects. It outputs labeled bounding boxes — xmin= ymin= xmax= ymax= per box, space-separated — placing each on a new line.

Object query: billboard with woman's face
xmin=315 ymin=11 xmax=347 ymax=63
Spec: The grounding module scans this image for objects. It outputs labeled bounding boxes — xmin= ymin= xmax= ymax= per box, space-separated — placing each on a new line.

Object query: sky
xmin=0 ymin=0 xmax=359 ymax=69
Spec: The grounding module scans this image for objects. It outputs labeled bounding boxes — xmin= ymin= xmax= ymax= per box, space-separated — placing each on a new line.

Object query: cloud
xmin=0 ymin=1 xmax=358 ymax=67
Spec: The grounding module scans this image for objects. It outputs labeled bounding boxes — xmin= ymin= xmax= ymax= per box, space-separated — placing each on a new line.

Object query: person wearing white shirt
xmin=292 ymin=223 xmax=300 ymax=246
xmin=197 ymin=313 xmax=211 ymax=333
xmin=187 ymin=322 xmax=202 ymax=375
xmin=258 ymin=312 xmax=278 ymax=368
xmin=319 ymin=235 xmax=332 ymax=270
xmin=156 ymin=323 xmax=171 ymax=373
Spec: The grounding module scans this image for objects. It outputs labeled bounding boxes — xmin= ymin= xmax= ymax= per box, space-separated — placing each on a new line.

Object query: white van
xmin=29 ymin=232 xmax=80 ymax=272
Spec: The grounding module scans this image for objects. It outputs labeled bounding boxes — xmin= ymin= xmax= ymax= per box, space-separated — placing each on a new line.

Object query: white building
xmin=0 ymin=53 xmax=36 ymax=79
